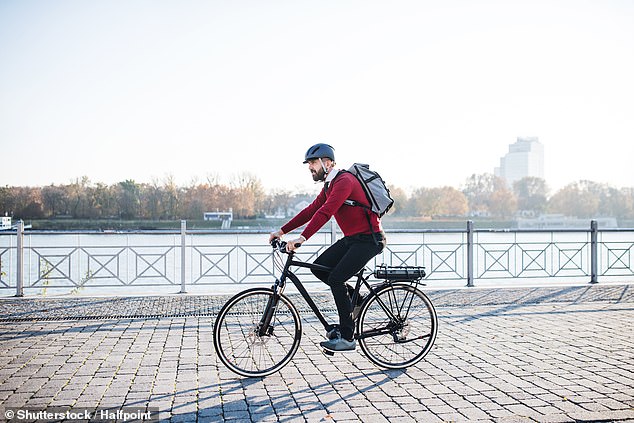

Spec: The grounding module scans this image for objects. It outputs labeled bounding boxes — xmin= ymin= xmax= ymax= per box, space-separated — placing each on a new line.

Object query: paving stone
xmin=0 ymin=284 xmax=632 ymax=421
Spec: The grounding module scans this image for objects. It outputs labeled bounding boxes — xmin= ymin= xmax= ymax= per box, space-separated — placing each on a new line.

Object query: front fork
xmin=257 ymin=279 xmax=283 ymax=336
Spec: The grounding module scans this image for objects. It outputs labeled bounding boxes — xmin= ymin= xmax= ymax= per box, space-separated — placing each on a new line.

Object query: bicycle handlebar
xmin=270 ymin=238 xmax=301 ymax=253
xmin=270 ymin=238 xmax=285 ymax=252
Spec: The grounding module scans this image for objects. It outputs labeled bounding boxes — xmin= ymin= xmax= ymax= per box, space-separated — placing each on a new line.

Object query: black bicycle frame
xmin=278 ymin=256 xmax=335 ymax=330
xmin=273 ymin=251 xmax=406 ymax=334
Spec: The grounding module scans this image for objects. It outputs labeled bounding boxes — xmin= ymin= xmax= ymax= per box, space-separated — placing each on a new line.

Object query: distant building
xmin=1 ymin=216 xmax=11 ymax=230
xmin=203 ymin=209 xmax=233 ymax=229
xmin=517 ymin=214 xmax=617 ymax=229
xmin=494 ymin=137 xmax=544 ymax=186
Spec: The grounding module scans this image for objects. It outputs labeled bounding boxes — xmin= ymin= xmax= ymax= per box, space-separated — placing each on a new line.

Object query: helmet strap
xmin=319 ymin=158 xmax=329 ymax=181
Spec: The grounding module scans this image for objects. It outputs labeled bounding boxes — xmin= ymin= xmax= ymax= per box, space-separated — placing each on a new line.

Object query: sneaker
xmin=320 ymin=334 xmax=356 ymax=352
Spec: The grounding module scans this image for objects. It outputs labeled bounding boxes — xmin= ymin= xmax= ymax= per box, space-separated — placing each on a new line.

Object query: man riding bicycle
xmin=269 ymin=143 xmax=387 ymax=352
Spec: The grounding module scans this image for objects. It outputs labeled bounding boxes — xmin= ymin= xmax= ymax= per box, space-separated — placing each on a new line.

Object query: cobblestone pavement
xmin=0 ymin=284 xmax=633 ymax=422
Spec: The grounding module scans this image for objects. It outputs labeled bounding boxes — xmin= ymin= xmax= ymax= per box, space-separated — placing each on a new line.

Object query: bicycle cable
xmin=273 ymin=249 xmax=285 ymax=275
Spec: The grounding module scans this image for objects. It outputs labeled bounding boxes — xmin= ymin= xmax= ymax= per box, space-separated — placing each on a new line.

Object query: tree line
xmin=398 ymin=175 xmax=634 ymax=220
xmin=1 ymin=173 xmax=633 ymax=221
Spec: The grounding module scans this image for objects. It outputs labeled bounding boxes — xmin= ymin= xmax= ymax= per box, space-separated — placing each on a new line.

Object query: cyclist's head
xmin=304 ymin=143 xmax=335 ymax=182
xmin=303 ymin=143 xmax=335 ymax=164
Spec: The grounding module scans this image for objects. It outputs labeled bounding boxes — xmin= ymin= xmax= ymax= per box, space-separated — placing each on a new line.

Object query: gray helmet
xmin=303 ymin=143 xmax=335 ymax=163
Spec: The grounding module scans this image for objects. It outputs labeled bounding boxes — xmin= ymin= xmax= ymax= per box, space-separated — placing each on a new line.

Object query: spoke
xmin=357 ymin=285 xmax=437 ymax=369
xmin=214 ymin=289 xmax=301 ymax=377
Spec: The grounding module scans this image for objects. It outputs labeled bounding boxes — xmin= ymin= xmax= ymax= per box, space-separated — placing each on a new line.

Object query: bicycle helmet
xmin=303 ymin=143 xmax=335 ymax=163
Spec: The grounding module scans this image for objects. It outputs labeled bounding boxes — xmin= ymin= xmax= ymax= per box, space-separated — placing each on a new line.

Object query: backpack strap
xmin=331 ymin=170 xmax=380 ymax=245
xmin=343 ymin=199 xmax=379 ymax=245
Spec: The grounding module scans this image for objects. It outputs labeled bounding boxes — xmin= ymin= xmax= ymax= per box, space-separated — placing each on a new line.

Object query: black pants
xmin=311 ymin=232 xmax=386 ymax=340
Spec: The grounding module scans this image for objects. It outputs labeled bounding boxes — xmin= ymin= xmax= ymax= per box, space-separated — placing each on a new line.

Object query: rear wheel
xmin=357 ymin=283 xmax=437 ymax=369
xmin=213 ymin=288 xmax=302 ymax=377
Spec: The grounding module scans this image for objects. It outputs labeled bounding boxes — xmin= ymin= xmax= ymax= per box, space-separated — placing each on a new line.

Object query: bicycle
xmin=212 ymin=239 xmax=438 ymax=378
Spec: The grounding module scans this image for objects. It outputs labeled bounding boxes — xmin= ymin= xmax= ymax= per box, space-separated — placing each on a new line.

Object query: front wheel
xmin=213 ymin=288 xmax=302 ymax=377
xmin=357 ymin=283 xmax=438 ymax=369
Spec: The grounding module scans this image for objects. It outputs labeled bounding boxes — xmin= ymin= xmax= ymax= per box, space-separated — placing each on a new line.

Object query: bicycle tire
xmin=213 ymin=287 xmax=302 ymax=378
xmin=357 ymin=282 xmax=438 ymax=369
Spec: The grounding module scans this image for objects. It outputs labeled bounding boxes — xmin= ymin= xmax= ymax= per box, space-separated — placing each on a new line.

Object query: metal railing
xmin=0 ymin=220 xmax=632 ymax=296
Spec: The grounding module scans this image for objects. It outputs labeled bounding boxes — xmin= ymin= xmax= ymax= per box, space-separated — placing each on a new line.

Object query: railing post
xmin=466 ymin=220 xmax=474 ymax=287
xmin=590 ymin=219 xmax=598 ymax=284
xmin=180 ymin=220 xmax=187 ymax=293
xmin=15 ymin=220 xmax=24 ymax=297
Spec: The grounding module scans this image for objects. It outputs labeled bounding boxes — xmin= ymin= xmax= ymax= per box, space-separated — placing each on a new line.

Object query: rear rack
xmin=374 ymin=264 xmax=426 ymax=281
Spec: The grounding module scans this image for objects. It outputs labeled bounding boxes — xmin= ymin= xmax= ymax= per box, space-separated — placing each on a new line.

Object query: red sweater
xmin=281 ymin=170 xmax=382 ymax=240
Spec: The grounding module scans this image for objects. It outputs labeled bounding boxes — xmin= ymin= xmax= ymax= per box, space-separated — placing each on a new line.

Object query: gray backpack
xmin=343 ymin=163 xmax=394 ymax=217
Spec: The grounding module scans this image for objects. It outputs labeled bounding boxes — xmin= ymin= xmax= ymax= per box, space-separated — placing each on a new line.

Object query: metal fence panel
xmin=1 ymin=221 xmax=633 ymax=296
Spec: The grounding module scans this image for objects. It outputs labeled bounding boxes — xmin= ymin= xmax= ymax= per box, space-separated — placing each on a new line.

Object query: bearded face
xmin=307 ymin=158 xmax=330 ymax=182
xmin=311 ymin=166 xmax=326 ymax=182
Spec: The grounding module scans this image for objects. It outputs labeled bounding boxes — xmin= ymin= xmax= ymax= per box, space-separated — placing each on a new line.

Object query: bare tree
xmin=513 ymin=177 xmax=549 ymax=215
xmin=410 ymin=187 xmax=468 ymax=217
xmin=462 ymin=173 xmax=517 ymax=218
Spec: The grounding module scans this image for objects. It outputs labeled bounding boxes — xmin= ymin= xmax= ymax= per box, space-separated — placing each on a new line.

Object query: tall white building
xmin=494 ymin=137 xmax=544 ymax=186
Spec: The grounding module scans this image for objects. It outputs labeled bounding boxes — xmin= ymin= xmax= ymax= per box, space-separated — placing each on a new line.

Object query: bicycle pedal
xmin=322 ymin=349 xmax=335 ymax=356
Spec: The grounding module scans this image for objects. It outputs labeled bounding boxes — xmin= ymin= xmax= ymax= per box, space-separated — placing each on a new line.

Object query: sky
xmin=1 ymin=0 xmax=633 ymax=195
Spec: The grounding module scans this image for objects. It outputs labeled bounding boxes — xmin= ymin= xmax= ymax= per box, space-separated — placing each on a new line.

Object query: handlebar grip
xmin=271 ymin=238 xmax=302 ymax=253
xmin=270 ymin=239 xmax=301 ymax=253
xmin=270 ymin=239 xmax=287 ymax=251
